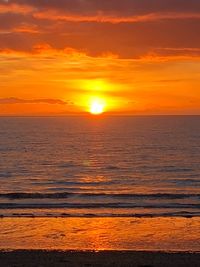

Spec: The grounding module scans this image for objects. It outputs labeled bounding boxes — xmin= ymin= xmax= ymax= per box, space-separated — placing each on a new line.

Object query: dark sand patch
xmin=0 ymin=250 xmax=200 ymax=267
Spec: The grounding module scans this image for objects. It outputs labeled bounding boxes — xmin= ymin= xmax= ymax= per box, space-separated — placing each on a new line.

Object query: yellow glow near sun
xmin=90 ymin=100 xmax=105 ymax=115
xmin=83 ymin=79 xmax=110 ymax=92
xmin=76 ymin=79 xmax=118 ymax=114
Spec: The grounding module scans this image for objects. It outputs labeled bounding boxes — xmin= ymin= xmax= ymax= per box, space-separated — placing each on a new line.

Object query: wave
xmin=0 ymin=202 xmax=200 ymax=209
xmin=0 ymin=192 xmax=199 ymax=200
xmin=1 ymin=211 xmax=200 ymax=218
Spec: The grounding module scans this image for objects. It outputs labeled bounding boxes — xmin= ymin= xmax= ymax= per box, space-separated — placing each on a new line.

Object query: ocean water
xmin=0 ymin=116 xmax=200 ymax=218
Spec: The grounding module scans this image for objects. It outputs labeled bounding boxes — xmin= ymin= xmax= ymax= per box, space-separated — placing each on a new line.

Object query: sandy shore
xmin=0 ymin=250 xmax=200 ymax=267
xmin=1 ymin=217 xmax=200 ymax=251
xmin=1 ymin=217 xmax=200 ymax=266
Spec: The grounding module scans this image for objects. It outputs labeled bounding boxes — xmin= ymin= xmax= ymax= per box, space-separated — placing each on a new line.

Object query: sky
xmin=0 ymin=0 xmax=200 ymax=115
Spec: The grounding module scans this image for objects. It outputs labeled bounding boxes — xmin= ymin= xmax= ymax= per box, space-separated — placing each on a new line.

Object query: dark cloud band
xmin=5 ymin=0 xmax=200 ymax=15
xmin=0 ymin=98 xmax=71 ymax=105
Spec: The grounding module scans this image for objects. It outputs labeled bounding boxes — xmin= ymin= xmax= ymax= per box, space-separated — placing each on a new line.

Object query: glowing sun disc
xmin=90 ymin=101 xmax=105 ymax=115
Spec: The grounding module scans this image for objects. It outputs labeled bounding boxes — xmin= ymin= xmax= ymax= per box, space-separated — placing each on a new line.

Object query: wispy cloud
xmin=0 ymin=98 xmax=72 ymax=105
xmin=33 ymin=11 xmax=200 ymax=23
xmin=4 ymin=0 xmax=200 ymax=15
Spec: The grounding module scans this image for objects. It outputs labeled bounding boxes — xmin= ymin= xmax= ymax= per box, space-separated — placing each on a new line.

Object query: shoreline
xmin=0 ymin=250 xmax=200 ymax=267
xmin=1 ymin=217 xmax=200 ymax=252
xmin=1 ymin=249 xmax=200 ymax=253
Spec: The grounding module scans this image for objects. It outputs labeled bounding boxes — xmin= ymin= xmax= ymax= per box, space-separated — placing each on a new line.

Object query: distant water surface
xmin=0 ymin=116 xmax=200 ymax=218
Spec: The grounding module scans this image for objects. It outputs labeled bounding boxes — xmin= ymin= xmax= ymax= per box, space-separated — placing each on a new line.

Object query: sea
xmin=0 ymin=116 xmax=200 ymax=219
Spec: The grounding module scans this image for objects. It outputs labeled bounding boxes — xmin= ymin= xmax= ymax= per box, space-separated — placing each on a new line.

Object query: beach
xmin=0 ymin=217 xmax=200 ymax=266
xmin=1 ymin=250 xmax=200 ymax=267
xmin=1 ymin=217 xmax=200 ymax=251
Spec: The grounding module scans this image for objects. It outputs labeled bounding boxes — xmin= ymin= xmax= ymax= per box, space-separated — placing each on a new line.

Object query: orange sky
xmin=0 ymin=0 xmax=200 ymax=115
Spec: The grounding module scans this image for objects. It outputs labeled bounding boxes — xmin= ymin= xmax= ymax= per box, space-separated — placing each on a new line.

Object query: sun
xmin=90 ymin=101 xmax=105 ymax=115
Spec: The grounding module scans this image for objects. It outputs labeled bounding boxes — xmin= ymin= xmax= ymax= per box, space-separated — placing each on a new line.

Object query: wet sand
xmin=0 ymin=250 xmax=200 ymax=267
xmin=1 ymin=217 xmax=200 ymax=251
xmin=1 ymin=217 xmax=200 ymax=266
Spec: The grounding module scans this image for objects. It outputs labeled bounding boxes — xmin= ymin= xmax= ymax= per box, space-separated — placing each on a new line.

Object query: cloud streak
xmin=33 ymin=11 xmax=200 ymax=23
xmin=5 ymin=0 xmax=200 ymax=15
xmin=0 ymin=98 xmax=72 ymax=105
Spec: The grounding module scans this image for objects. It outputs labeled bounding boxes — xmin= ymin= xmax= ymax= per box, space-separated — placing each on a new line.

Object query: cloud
xmin=1 ymin=1 xmax=200 ymax=23
xmin=33 ymin=11 xmax=200 ymax=23
xmin=5 ymin=1 xmax=200 ymax=16
xmin=0 ymin=0 xmax=200 ymax=59
xmin=0 ymin=3 xmax=33 ymax=14
xmin=0 ymin=97 xmax=73 ymax=105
